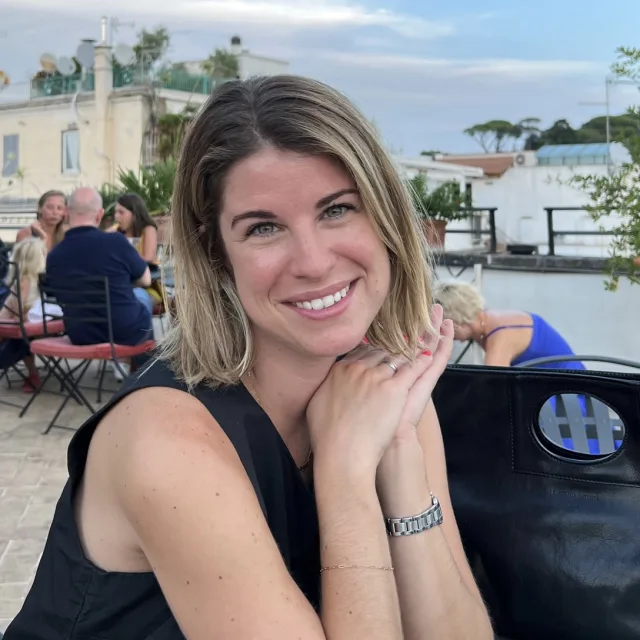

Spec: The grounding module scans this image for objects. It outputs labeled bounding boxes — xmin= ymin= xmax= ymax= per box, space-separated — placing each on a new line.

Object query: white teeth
xmin=294 ymin=283 xmax=351 ymax=310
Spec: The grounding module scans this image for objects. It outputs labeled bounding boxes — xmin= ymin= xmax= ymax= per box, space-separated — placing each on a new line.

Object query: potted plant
xmin=408 ymin=174 xmax=468 ymax=248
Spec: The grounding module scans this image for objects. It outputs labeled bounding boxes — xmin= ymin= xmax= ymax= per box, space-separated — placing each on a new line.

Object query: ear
xmin=96 ymin=209 xmax=105 ymax=225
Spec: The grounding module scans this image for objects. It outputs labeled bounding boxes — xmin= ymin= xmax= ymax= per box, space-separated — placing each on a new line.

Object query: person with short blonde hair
xmin=435 ymin=279 xmax=585 ymax=369
xmin=6 ymin=76 xmax=493 ymax=640
xmin=0 ymin=237 xmax=46 ymax=391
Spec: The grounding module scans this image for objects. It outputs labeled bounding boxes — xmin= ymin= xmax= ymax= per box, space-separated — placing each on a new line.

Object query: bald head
xmin=67 ymin=187 xmax=104 ymax=228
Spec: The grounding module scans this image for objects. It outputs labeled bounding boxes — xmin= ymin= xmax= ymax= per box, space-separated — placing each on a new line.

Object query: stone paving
xmin=0 ymin=364 xmax=116 ymax=632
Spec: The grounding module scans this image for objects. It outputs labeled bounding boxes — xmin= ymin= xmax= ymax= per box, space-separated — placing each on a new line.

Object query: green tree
xmin=156 ymin=105 xmax=198 ymax=161
xmin=408 ymin=174 xmax=468 ymax=222
xmin=463 ymin=118 xmax=539 ymax=153
xmin=463 ymin=120 xmax=520 ymax=152
xmin=133 ymin=26 xmax=171 ymax=72
xmin=201 ymin=48 xmax=239 ymax=78
xmin=116 ymin=159 xmax=177 ymax=215
xmin=571 ymin=46 xmax=640 ymax=290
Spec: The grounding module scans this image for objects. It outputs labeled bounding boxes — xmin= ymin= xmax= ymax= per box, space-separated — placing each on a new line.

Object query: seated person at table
xmin=0 ymin=238 xmax=47 ymax=392
xmin=16 ymin=190 xmax=67 ymax=252
xmin=110 ymin=193 xmax=159 ymax=265
xmin=434 ymin=281 xmax=585 ymax=369
xmin=46 ymin=187 xmax=153 ymax=347
xmin=108 ymin=193 xmax=164 ymax=306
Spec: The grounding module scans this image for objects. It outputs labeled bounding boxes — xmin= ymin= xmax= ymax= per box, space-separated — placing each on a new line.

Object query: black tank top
xmin=4 ymin=358 xmax=320 ymax=639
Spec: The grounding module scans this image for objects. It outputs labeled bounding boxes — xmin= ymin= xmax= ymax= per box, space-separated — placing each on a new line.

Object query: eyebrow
xmin=230 ymin=188 xmax=359 ymax=229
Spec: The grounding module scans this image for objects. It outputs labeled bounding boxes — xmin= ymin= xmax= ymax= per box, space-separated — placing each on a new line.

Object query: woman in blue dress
xmin=434 ymin=281 xmax=584 ymax=370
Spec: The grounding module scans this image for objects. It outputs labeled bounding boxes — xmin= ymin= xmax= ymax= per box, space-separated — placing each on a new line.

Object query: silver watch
xmin=385 ymin=494 xmax=443 ymax=537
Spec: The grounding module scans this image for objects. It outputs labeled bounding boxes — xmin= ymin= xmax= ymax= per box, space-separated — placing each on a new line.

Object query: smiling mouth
xmin=292 ymin=283 xmax=351 ymax=311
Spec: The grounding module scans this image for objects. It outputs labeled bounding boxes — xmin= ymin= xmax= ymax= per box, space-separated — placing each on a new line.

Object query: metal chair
xmin=0 ymin=261 xmax=64 ymax=410
xmin=26 ymin=274 xmax=154 ymax=433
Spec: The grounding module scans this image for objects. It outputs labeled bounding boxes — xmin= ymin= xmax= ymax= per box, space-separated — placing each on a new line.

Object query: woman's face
xmin=40 ymin=195 xmax=66 ymax=227
xmin=114 ymin=203 xmax=134 ymax=232
xmin=219 ymin=148 xmax=391 ymax=359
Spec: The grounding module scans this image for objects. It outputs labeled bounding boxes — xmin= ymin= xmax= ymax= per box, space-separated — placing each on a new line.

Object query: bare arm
xmin=15 ymin=226 xmax=33 ymax=243
xmin=140 ymin=225 xmax=158 ymax=263
xmin=132 ymin=266 xmax=151 ymax=288
xmin=375 ymin=308 xmax=493 ymax=639
xmin=107 ymin=388 xmax=402 ymax=640
xmin=0 ymin=277 xmax=29 ymax=321
xmin=314 ymin=458 xmax=403 ymax=639
xmin=483 ymin=332 xmax=518 ymax=367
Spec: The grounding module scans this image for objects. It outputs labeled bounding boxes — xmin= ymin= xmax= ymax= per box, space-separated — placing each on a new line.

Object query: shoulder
xmin=92 ymin=385 xmax=245 ymax=520
xmin=82 ymin=383 xmax=322 ymax=638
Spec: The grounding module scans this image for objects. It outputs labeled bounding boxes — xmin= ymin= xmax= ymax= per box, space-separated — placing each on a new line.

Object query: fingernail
xmin=362 ymin=336 xmax=369 ymax=344
xmin=422 ymin=349 xmax=432 ymax=356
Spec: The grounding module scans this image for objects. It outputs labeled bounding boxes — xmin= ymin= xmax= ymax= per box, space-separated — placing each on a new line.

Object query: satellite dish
xmin=56 ymin=56 xmax=76 ymax=76
xmin=39 ymin=53 xmax=58 ymax=73
xmin=76 ymin=41 xmax=95 ymax=68
xmin=0 ymin=70 xmax=9 ymax=92
xmin=113 ymin=43 xmax=135 ymax=66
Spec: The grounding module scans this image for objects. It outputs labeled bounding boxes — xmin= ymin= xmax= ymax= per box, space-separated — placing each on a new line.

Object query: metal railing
xmin=545 ymin=207 xmax=615 ymax=256
xmin=444 ymin=207 xmax=498 ymax=253
xmin=27 ymin=69 xmax=230 ymax=100
xmin=30 ymin=73 xmax=95 ymax=98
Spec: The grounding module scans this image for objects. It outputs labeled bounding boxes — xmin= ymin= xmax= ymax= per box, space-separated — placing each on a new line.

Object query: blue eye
xmin=247 ymin=222 xmax=278 ymax=237
xmin=324 ymin=203 xmax=354 ymax=219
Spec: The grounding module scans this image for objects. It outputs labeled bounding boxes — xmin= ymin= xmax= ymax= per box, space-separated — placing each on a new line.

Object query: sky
xmin=0 ymin=0 xmax=639 ymax=154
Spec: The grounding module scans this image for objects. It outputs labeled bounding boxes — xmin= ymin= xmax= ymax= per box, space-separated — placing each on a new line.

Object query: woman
xmin=110 ymin=192 xmax=163 ymax=317
xmin=5 ymin=77 xmax=492 ymax=639
xmin=111 ymin=192 xmax=159 ymax=265
xmin=16 ymin=190 xmax=67 ymax=252
xmin=435 ymin=280 xmax=585 ymax=369
xmin=0 ymin=238 xmax=46 ymax=392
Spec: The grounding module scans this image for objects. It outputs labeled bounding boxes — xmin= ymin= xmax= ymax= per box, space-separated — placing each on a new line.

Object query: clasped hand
xmin=307 ymin=304 xmax=454 ymax=474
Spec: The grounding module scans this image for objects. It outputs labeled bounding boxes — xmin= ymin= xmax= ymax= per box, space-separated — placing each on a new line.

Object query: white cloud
xmin=318 ymin=52 xmax=605 ymax=79
xmin=4 ymin=0 xmax=454 ymax=38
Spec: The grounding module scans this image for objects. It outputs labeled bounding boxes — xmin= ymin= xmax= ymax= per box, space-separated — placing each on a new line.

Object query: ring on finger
xmin=379 ymin=357 xmax=399 ymax=374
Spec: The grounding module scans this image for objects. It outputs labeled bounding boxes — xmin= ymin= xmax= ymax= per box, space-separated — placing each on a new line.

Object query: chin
xmin=298 ymin=331 xmax=366 ymax=359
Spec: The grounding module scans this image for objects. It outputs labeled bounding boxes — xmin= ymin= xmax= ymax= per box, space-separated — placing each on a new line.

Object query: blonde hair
xmin=158 ymin=75 xmax=434 ymax=388
xmin=6 ymin=237 xmax=47 ymax=309
xmin=434 ymin=281 xmax=485 ymax=326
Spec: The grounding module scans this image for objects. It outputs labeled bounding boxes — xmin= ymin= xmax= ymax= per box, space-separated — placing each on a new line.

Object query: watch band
xmin=385 ymin=493 xmax=443 ymax=537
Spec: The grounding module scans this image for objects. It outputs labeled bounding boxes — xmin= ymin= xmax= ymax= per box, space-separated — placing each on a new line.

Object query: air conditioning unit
xmin=515 ymin=153 xmax=527 ymax=166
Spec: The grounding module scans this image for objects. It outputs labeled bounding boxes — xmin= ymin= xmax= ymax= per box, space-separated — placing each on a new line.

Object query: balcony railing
xmin=114 ymin=67 xmax=229 ymax=95
xmin=29 ymin=68 xmax=228 ymax=100
xmin=444 ymin=207 xmax=498 ymax=253
xmin=30 ymin=73 xmax=95 ymax=98
xmin=545 ymin=207 xmax=615 ymax=256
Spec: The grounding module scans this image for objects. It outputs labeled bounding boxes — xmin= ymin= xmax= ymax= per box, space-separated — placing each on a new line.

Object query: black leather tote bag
xmin=433 ymin=365 xmax=640 ymax=640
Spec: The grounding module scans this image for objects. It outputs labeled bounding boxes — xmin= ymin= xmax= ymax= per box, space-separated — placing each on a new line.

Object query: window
xmin=2 ymin=134 xmax=19 ymax=177
xmin=61 ymin=129 xmax=80 ymax=174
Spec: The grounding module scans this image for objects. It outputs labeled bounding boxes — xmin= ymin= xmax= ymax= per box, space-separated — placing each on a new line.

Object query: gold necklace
xmin=246 ymin=371 xmax=313 ymax=472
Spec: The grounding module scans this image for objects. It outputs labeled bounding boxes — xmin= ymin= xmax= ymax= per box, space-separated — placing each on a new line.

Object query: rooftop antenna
xmin=56 ymin=56 xmax=76 ymax=76
xmin=109 ymin=16 xmax=135 ymax=47
xmin=76 ymin=40 xmax=95 ymax=69
xmin=114 ymin=43 xmax=135 ymax=66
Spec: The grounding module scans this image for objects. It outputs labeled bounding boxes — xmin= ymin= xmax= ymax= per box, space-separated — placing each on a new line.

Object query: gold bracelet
xmin=320 ymin=564 xmax=394 ymax=573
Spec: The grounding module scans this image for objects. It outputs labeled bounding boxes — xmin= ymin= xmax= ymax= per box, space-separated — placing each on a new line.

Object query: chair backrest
xmin=39 ymin=273 xmax=116 ymax=345
xmin=0 ymin=261 xmax=27 ymax=340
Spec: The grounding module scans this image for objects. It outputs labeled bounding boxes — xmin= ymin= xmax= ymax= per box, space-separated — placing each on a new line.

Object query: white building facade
xmin=437 ymin=143 xmax=631 ymax=256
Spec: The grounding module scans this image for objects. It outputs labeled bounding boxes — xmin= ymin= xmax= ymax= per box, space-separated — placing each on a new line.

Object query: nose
xmin=289 ymin=227 xmax=336 ymax=280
